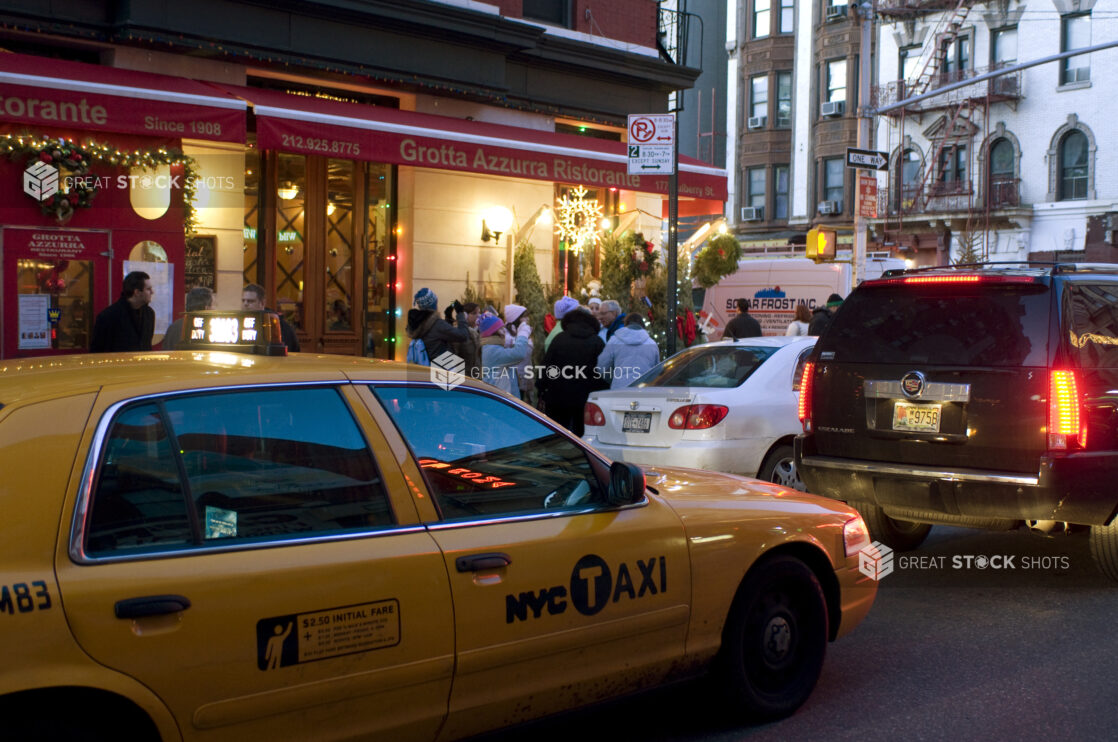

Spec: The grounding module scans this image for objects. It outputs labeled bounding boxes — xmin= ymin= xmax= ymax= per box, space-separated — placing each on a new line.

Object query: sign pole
xmin=853 ymin=1 xmax=874 ymax=290
xmin=667 ymin=112 xmax=679 ymax=357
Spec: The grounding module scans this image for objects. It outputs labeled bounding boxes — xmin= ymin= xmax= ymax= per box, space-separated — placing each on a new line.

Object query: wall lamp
xmin=481 ymin=205 xmax=514 ymax=243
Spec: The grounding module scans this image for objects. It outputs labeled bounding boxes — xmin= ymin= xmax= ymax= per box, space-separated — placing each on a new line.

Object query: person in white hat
xmin=502 ymin=304 xmax=532 ymax=400
xmin=545 ymin=296 xmax=580 ymax=352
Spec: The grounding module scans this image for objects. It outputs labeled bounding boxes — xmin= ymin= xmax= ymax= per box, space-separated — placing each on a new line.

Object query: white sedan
xmin=584 ymin=336 xmax=816 ymax=489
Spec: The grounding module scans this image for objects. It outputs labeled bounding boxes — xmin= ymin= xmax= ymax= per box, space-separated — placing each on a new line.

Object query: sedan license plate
xmin=892 ymin=402 xmax=942 ymax=433
xmin=622 ymin=411 xmax=652 ymax=433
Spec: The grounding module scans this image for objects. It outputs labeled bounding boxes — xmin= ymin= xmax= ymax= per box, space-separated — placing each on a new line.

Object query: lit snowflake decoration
xmin=554 ymin=186 xmax=603 ymax=254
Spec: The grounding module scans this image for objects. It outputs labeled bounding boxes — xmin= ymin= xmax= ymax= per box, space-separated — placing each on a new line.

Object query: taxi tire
xmin=851 ymin=501 xmax=932 ymax=552
xmin=758 ymin=445 xmax=805 ymax=491
xmin=718 ymin=555 xmax=828 ymax=720
xmin=1088 ymin=522 xmax=1118 ymax=583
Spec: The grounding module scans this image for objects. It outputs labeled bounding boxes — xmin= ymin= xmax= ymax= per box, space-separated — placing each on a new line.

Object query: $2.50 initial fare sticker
xmin=256 ymin=599 xmax=400 ymax=670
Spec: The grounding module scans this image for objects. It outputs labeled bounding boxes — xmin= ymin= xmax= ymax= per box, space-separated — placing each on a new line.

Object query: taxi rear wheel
xmin=718 ymin=555 xmax=828 ymax=720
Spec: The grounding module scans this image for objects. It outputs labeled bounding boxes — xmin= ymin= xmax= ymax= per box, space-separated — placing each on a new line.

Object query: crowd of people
xmin=404 ymin=287 xmax=662 ymax=437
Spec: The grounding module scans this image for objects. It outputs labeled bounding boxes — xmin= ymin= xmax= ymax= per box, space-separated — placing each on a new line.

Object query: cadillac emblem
xmin=900 ymin=371 xmax=926 ymax=399
xmin=630 ymin=401 xmax=639 ymax=410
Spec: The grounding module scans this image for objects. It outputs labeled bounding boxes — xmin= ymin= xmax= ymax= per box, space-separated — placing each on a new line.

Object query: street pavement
xmin=474 ymin=526 xmax=1118 ymax=742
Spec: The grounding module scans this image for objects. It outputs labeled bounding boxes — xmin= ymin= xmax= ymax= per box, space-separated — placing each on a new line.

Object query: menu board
xmin=185 ymin=235 xmax=217 ymax=291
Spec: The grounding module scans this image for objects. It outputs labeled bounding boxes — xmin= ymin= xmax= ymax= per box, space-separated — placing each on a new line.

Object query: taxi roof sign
xmin=177 ymin=310 xmax=288 ymax=356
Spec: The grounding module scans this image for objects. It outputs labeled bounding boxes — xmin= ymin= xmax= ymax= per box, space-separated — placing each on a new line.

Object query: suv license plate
xmin=622 ymin=412 xmax=652 ymax=433
xmin=893 ymin=402 xmax=942 ymax=432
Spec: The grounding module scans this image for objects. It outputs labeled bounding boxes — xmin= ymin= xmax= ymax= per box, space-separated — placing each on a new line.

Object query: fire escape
xmin=871 ymin=0 xmax=1025 ymax=261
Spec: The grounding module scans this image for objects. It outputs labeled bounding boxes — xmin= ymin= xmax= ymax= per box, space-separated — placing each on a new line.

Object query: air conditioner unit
xmin=747 ymin=115 xmax=767 ymax=129
xmin=818 ymin=200 xmax=840 ymax=215
xmin=776 ymin=116 xmax=792 ymax=128
xmin=821 ymin=100 xmax=845 ymax=117
xmin=741 ymin=206 xmax=764 ymax=221
xmin=825 ymin=4 xmax=849 ymax=21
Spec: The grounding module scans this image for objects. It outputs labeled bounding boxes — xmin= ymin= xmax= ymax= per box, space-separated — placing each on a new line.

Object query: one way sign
xmin=846 ymin=147 xmax=889 ymax=171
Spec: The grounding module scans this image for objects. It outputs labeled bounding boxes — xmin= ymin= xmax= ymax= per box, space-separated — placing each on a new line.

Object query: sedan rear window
xmin=819 ymin=284 xmax=1050 ymax=367
xmin=634 ymin=346 xmax=777 ymax=388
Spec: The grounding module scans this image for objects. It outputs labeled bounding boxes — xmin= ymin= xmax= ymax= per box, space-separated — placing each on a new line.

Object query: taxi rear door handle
xmin=456 ymin=553 xmax=511 ymax=572
xmin=115 ymin=595 xmax=192 ymax=619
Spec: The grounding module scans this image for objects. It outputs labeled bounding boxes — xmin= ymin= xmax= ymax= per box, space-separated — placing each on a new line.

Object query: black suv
xmin=795 ymin=263 xmax=1118 ymax=580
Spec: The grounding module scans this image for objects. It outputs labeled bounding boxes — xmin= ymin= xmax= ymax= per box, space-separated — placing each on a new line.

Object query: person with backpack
xmin=405 ymin=288 xmax=469 ymax=365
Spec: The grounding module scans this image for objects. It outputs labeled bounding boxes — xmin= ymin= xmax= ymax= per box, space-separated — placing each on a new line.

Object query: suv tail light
xmin=1048 ymin=370 xmax=1086 ymax=450
xmin=584 ymin=402 xmax=606 ymax=427
xmin=667 ymin=404 xmax=729 ymax=430
xmin=798 ymin=361 xmax=815 ymax=432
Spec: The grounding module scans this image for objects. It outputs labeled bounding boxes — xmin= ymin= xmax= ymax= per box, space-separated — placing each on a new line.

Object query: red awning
xmin=0 ymin=53 xmax=246 ymax=143
xmin=218 ymin=84 xmax=726 ymax=201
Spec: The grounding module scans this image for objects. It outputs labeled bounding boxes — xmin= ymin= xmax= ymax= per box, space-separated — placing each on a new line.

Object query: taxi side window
xmin=88 ymin=404 xmax=193 ymax=554
xmin=371 ymin=386 xmax=605 ymax=520
xmin=86 ymin=387 xmax=393 ymax=557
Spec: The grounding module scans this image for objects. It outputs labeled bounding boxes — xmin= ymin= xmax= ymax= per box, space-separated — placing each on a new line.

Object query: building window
xmin=753 ymin=0 xmax=771 ymax=39
xmin=780 ymin=0 xmax=794 ymax=34
xmin=896 ymin=149 xmax=921 ymax=210
xmin=987 ymin=138 xmax=1017 ymax=207
xmin=776 ymin=72 xmax=792 ymax=127
xmin=747 ymin=167 xmax=766 ymax=210
xmin=774 ymin=165 xmax=789 ymax=219
xmin=1061 ymin=13 xmax=1091 ymax=84
xmin=940 ymin=36 xmax=971 ymax=83
xmin=823 ymin=158 xmax=844 ymax=212
xmin=934 ymin=144 xmax=967 ymax=194
xmin=899 ymin=45 xmax=921 ymax=81
xmin=826 ymin=60 xmax=847 ymax=103
xmin=522 ymin=0 xmax=572 ymax=27
xmin=751 ymin=75 xmax=769 ymax=119
xmin=992 ymin=27 xmax=1018 ymax=67
xmin=1059 ymin=131 xmax=1089 ymax=200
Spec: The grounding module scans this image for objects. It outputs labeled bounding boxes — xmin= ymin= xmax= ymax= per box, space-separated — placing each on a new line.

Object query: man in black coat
xmin=808 ymin=293 xmax=843 ymax=337
xmin=723 ymin=298 xmax=762 ymax=339
xmin=538 ymin=308 xmax=608 ymax=437
xmin=242 ymin=283 xmax=301 ymax=351
xmin=90 ymin=271 xmax=155 ymax=352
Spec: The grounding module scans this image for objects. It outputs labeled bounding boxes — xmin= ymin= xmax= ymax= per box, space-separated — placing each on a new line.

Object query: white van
xmin=695 ymin=256 xmax=905 ymax=338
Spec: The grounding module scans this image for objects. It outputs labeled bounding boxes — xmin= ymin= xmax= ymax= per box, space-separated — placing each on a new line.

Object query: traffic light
xmin=806 ymin=227 xmax=837 ymax=262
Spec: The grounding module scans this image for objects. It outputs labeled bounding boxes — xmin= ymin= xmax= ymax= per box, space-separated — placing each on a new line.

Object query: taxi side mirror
xmin=608 ymin=461 xmax=645 ymax=506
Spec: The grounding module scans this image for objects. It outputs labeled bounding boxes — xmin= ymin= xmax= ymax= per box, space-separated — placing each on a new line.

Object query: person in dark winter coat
xmin=162 ymin=286 xmax=213 ymax=350
xmin=242 ymin=283 xmax=300 ymax=351
xmin=406 ymin=287 xmax=469 ymax=361
xmin=723 ymin=298 xmax=762 ymax=339
xmin=808 ymin=293 xmax=843 ymax=336
xmin=90 ymin=271 xmax=155 ymax=352
xmin=447 ymin=301 xmax=482 ymax=379
xmin=538 ymin=308 xmax=607 ymax=436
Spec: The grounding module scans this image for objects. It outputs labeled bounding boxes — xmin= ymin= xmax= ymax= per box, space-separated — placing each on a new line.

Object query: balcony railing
xmin=873 ymin=66 xmax=1022 ymax=114
xmin=876 ymin=1 xmax=965 ymax=20
xmin=987 ymin=177 xmax=1020 ymax=208
xmin=885 ymin=178 xmax=1024 ymax=216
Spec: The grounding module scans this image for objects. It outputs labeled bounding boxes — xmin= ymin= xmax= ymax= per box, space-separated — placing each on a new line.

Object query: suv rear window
xmin=1065 ymin=282 xmax=1118 ymax=368
xmin=818 ymin=283 xmax=1050 ymax=367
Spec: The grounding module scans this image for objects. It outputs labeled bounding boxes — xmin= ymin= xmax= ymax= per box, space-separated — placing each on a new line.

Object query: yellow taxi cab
xmin=0 ymin=310 xmax=876 ymax=741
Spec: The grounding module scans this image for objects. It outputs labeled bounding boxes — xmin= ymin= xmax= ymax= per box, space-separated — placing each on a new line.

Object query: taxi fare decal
xmin=505 ymin=554 xmax=666 ymax=624
xmin=0 ymin=581 xmax=52 ymax=615
xmin=256 ymin=599 xmax=400 ymax=670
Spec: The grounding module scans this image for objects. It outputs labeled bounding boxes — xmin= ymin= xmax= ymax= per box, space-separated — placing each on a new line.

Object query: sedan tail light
xmin=667 ymin=404 xmax=729 ymax=430
xmin=584 ymin=402 xmax=606 ymax=427
xmin=1048 ymin=370 xmax=1086 ymax=450
xmin=798 ymin=361 xmax=815 ymax=432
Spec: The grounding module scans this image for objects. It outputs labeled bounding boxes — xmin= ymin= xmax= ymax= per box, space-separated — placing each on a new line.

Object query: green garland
xmin=2 ymin=132 xmax=200 ymax=233
xmin=692 ymin=233 xmax=742 ymax=288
